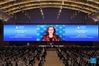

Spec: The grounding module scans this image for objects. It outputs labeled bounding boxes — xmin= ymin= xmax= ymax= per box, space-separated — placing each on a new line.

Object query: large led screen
xmin=4 ymin=25 xmax=99 ymax=41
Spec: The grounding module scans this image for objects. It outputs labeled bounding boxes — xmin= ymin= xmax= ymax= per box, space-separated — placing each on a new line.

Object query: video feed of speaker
xmin=4 ymin=25 xmax=99 ymax=41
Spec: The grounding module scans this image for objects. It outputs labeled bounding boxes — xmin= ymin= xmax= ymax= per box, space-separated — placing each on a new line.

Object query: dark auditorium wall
xmin=93 ymin=42 xmax=99 ymax=46
xmin=0 ymin=21 xmax=9 ymax=46
xmin=7 ymin=8 xmax=95 ymax=24
xmin=0 ymin=20 xmax=2 ymax=41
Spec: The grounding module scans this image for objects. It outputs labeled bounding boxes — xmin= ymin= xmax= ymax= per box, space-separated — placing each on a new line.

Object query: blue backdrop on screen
xmin=4 ymin=25 xmax=99 ymax=41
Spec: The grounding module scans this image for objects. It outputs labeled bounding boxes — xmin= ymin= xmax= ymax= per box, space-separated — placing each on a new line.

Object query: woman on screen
xmin=42 ymin=26 xmax=61 ymax=42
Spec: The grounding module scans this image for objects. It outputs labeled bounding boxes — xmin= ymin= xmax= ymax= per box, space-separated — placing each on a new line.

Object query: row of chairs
xmin=56 ymin=47 xmax=99 ymax=66
xmin=0 ymin=47 xmax=45 ymax=66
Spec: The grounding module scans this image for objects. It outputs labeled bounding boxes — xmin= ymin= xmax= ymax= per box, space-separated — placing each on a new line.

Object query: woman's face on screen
xmin=48 ymin=27 xmax=54 ymax=35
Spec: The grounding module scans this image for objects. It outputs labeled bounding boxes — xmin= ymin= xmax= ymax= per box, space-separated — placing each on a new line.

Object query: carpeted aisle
xmin=44 ymin=50 xmax=63 ymax=66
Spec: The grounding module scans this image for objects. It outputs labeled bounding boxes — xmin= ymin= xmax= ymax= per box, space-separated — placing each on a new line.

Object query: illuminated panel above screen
xmin=4 ymin=25 xmax=99 ymax=41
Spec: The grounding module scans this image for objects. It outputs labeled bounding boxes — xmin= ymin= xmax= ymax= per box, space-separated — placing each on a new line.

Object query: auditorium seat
xmin=0 ymin=46 xmax=99 ymax=66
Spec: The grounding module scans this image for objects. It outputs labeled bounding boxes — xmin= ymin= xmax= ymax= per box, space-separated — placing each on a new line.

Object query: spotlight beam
xmin=57 ymin=0 xmax=64 ymax=19
xmin=38 ymin=0 xmax=45 ymax=20
xmin=40 ymin=7 xmax=44 ymax=20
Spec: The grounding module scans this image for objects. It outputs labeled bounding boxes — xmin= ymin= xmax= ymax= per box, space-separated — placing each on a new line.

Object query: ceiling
xmin=0 ymin=0 xmax=99 ymax=24
xmin=0 ymin=0 xmax=99 ymax=15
